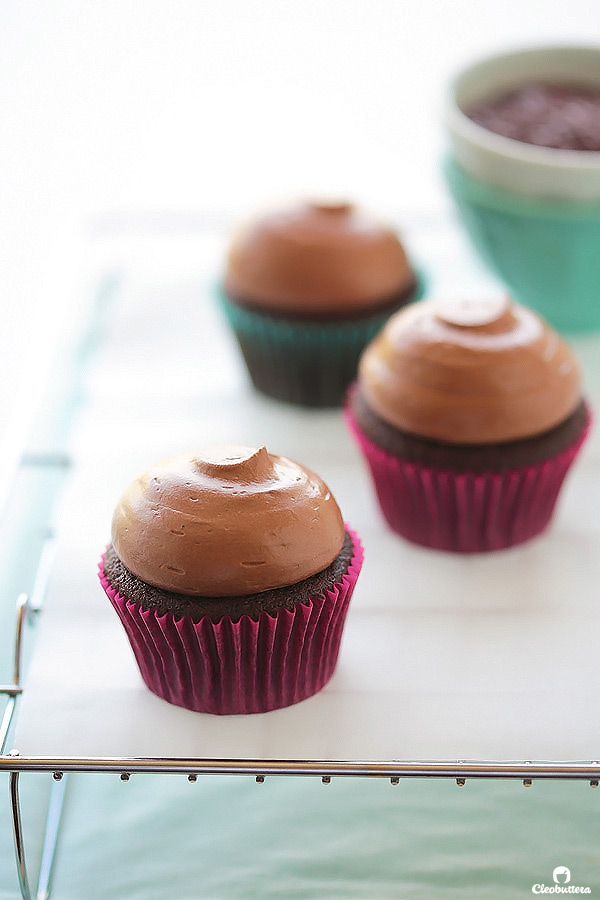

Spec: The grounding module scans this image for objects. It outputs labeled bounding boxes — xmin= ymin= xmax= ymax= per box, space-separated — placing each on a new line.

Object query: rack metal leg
xmin=9 ymin=769 xmax=68 ymax=900
xmin=4 ymin=579 xmax=63 ymax=900
xmin=9 ymin=770 xmax=32 ymax=900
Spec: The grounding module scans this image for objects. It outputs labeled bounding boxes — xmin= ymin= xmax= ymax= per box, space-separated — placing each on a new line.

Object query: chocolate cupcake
xmin=218 ymin=200 xmax=424 ymax=407
xmin=99 ymin=445 xmax=363 ymax=714
xmin=346 ymin=296 xmax=591 ymax=552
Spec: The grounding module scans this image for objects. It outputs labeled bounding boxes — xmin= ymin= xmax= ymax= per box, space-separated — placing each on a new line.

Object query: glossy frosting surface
xmin=359 ymin=297 xmax=581 ymax=444
xmin=224 ymin=201 xmax=414 ymax=315
xmin=111 ymin=445 xmax=345 ymax=597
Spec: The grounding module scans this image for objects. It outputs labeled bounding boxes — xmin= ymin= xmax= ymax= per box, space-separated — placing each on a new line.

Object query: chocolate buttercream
xmin=224 ymin=201 xmax=414 ymax=316
xmin=103 ymin=531 xmax=355 ymax=622
xmin=358 ymin=297 xmax=581 ymax=444
xmin=467 ymin=83 xmax=600 ymax=151
xmin=111 ymin=445 xmax=345 ymax=597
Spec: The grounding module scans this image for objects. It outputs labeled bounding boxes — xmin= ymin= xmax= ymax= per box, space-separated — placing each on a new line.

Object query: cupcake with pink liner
xmin=99 ymin=444 xmax=363 ymax=714
xmin=346 ymin=295 xmax=591 ymax=552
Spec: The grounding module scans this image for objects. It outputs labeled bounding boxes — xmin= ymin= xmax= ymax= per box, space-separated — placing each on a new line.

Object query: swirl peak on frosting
xmin=224 ymin=200 xmax=414 ymax=315
xmin=435 ymin=295 xmax=514 ymax=330
xmin=192 ymin=445 xmax=275 ymax=481
xmin=359 ymin=297 xmax=581 ymax=444
xmin=111 ymin=445 xmax=345 ymax=597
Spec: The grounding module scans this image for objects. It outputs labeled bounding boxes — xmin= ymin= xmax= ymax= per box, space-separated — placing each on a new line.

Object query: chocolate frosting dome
xmin=358 ymin=297 xmax=581 ymax=444
xmin=111 ymin=445 xmax=345 ymax=597
xmin=224 ymin=201 xmax=414 ymax=315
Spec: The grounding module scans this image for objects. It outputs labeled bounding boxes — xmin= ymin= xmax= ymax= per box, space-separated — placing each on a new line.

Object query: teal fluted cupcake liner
xmin=217 ymin=277 xmax=425 ymax=408
xmin=444 ymin=155 xmax=600 ymax=334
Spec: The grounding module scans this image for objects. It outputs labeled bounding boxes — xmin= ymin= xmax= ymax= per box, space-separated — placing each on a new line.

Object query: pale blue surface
xmin=2 ymin=771 xmax=599 ymax=898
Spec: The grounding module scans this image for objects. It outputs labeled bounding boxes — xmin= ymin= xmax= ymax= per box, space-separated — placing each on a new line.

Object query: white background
xmin=0 ymin=0 xmax=599 ymax=469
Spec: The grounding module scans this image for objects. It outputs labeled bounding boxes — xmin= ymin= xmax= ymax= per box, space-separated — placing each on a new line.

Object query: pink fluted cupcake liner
xmin=345 ymin=406 xmax=591 ymax=553
xmin=99 ymin=528 xmax=363 ymax=715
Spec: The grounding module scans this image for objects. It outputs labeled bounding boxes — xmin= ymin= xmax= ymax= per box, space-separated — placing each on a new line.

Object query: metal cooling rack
xmin=2 ymin=568 xmax=599 ymax=900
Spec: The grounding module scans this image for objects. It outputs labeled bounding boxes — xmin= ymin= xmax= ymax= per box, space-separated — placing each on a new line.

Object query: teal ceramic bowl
xmin=443 ymin=44 xmax=600 ymax=334
xmin=444 ymin=155 xmax=600 ymax=334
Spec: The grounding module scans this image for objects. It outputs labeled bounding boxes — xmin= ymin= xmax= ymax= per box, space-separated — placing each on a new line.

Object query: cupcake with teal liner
xmin=99 ymin=444 xmax=363 ymax=714
xmin=345 ymin=295 xmax=591 ymax=553
xmin=443 ymin=44 xmax=600 ymax=334
xmin=219 ymin=200 xmax=424 ymax=407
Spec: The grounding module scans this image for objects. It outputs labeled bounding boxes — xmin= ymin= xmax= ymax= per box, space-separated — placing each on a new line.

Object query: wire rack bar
xmin=0 ymin=593 xmax=29 ymax=755
xmin=2 ymin=592 xmax=600 ymax=782
xmin=1 ymin=756 xmax=599 ymax=780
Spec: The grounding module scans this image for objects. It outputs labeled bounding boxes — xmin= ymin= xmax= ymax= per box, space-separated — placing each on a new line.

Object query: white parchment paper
xmin=13 ymin=226 xmax=600 ymax=764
